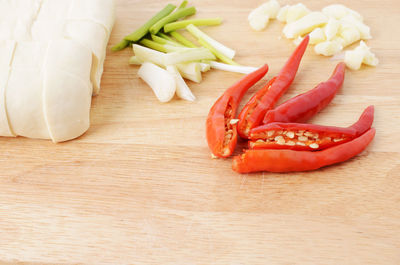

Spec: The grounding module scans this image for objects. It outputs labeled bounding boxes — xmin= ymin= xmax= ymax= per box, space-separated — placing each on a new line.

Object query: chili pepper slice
xmin=249 ymin=105 xmax=374 ymax=151
xmin=237 ymin=35 xmax=310 ymax=139
xmin=263 ymin=62 xmax=345 ymax=124
xmin=232 ymin=128 xmax=375 ymax=173
xmin=206 ymin=64 xmax=269 ymax=158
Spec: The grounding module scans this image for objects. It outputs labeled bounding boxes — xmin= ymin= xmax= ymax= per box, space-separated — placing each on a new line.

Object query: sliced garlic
xmin=324 ymin=18 xmax=340 ymax=40
xmin=286 ymin=3 xmax=311 ymax=24
xmin=283 ymin=12 xmax=328 ymax=39
xmin=309 ymin=27 xmax=326 ymax=44
xmin=322 ymin=4 xmax=363 ymax=21
xmin=314 ymin=40 xmax=343 ymax=56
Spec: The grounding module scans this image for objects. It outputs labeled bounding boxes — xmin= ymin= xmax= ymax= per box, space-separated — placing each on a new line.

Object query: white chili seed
xmin=304 ymin=131 xmax=313 ymax=137
xmin=309 ymin=143 xmax=319 ymax=149
xmin=286 ymin=131 xmax=295 ymax=139
xmin=286 ymin=141 xmax=296 ymax=146
xmin=267 ymin=131 xmax=275 ymax=137
xmin=296 ymin=142 xmax=306 ymax=146
xmin=298 ymin=136 xmax=308 ymax=142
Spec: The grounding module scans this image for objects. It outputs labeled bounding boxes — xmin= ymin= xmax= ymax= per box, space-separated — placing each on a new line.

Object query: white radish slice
xmin=43 ymin=69 xmax=92 ymax=143
xmin=45 ymin=40 xmax=93 ymax=88
xmin=68 ymin=0 xmax=115 ymax=35
xmin=138 ymin=62 xmax=176 ymax=103
xmin=64 ymin=20 xmax=108 ymax=94
xmin=6 ymin=67 xmax=50 ymax=139
xmin=167 ymin=65 xmax=195 ymax=102
xmin=0 ymin=67 xmax=14 ymax=137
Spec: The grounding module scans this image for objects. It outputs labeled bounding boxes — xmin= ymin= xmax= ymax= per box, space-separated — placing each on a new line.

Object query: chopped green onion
xmin=209 ymin=61 xmax=258 ymax=74
xmin=150 ymin=6 xmax=196 ymax=35
xmin=151 ymin=34 xmax=183 ymax=47
xmin=164 ymin=48 xmax=216 ymax=65
xmin=176 ymin=63 xmax=202 ymax=83
xmin=197 ymin=37 xmax=239 ymax=65
xmin=178 ymin=0 xmax=188 ymax=9
xmin=186 ymin=24 xmax=236 ymax=59
xmin=133 ymin=44 xmax=166 ymax=67
xmin=111 ymin=39 xmax=131 ymax=52
xmin=170 ymin=31 xmax=198 ymax=48
xmin=164 ymin=18 xmax=222 ymax=32
xmin=123 ymin=4 xmax=176 ymax=43
xmin=139 ymin=39 xmax=167 ymax=53
xmin=138 ymin=62 xmax=176 ymax=103
xmin=129 ymin=56 xmax=144 ymax=65
xmin=157 ymin=32 xmax=174 ymax=41
xmin=199 ymin=62 xmax=211 ymax=72
xmin=167 ymin=65 xmax=196 ymax=101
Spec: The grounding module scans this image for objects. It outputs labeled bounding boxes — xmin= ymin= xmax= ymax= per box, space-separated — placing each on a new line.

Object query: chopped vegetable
xmin=209 ymin=61 xmax=258 ymax=74
xmin=167 ymin=65 xmax=196 ymax=101
xmin=151 ymin=34 xmax=183 ymax=47
xmin=138 ymin=62 xmax=176 ymax=103
xmin=248 ymin=0 xmax=280 ymax=31
xmin=283 ymin=12 xmax=328 ymax=39
xmin=344 ymin=40 xmax=378 ymax=70
xmin=129 ymin=56 xmax=143 ymax=65
xmin=149 ymin=6 xmax=197 ymax=34
xmin=314 ymin=40 xmax=343 ymax=56
xmin=139 ymin=39 xmax=167 ymax=53
xmin=186 ymin=24 xmax=236 ymax=59
xmin=197 ymin=38 xmax=238 ymax=65
xmin=285 ymin=3 xmax=310 ymax=23
xmin=133 ymin=44 xmax=166 ymax=67
xmin=119 ymin=4 xmax=176 ymax=45
xmin=163 ymin=48 xmax=215 ymax=65
xmin=164 ymin=18 xmax=222 ymax=32
xmin=176 ymin=63 xmax=202 ymax=83
xmin=206 ymin=65 xmax=269 ymax=158
xmin=170 ymin=31 xmax=198 ymax=48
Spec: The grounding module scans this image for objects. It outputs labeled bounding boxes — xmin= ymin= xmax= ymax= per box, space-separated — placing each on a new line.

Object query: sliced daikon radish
xmin=12 ymin=41 xmax=48 ymax=68
xmin=133 ymin=44 xmax=166 ymax=67
xmin=44 ymin=69 xmax=92 ymax=143
xmin=209 ymin=61 xmax=258 ymax=74
xmin=138 ymin=62 xmax=176 ymax=103
xmin=314 ymin=40 xmax=343 ymax=56
xmin=45 ymin=40 xmax=93 ymax=87
xmin=324 ymin=18 xmax=340 ymax=40
xmin=68 ymin=0 xmax=115 ymax=35
xmin=167 ymin=65 xmax=196 ymax=102
xmin=285 ymin=3 xmax=311 ymax=24
xmin=64 ymin=20 xmax=108 ymax=94
xmin=283 ymin=12 xmax=328 ymax=39
xmin=176 ymin=63 xmax=202 ymax=83
xmin=164 ymin=48 xmax=215 ymax=65
xmin=0 ymin=67 xmax=14 ymax=137
xmin=6 ymin=67 xmax=50 ymax=139
xmin=322 ymin=4 xmax=363 ymax=21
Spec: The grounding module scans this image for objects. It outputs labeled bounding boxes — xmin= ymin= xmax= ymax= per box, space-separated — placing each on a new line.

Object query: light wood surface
xmin=1 ymin=0 xmax=400 ymax=264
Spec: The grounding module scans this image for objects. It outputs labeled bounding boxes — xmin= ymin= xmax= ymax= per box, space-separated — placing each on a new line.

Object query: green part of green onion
xmin=149 ymin=6 xmax=196 ymax=35
xmin=170 ymin=31 xmax=197 ymax=48
xmin=164 ymin=18 xmax=222 ymax=33
xmin=139 ymin=39 xmax=167 ymax=53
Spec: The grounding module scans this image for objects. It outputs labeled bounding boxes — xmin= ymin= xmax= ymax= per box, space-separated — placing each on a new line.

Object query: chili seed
xmin=286 ymin=131 xmax=295 ymax=139
xmin=298 ymin=136 xmax=308 ymax=142
xmin=286 ymin=141 xmax=295 ymax=146
xmin=309 ymin=143 xmax=319 ymax=149
xmin=296 ymin=142 xmax=306 ymax=146
xmin=267 ymin=131 xmax=275 ymax=137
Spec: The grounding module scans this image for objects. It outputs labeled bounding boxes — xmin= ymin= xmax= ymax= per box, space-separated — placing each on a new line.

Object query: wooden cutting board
xmin=1 ymin=0 xmax=399 ymax=264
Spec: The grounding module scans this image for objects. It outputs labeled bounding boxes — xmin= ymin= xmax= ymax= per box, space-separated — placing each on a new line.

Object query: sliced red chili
xmin=232 ymin=128 xmax=376 ymax=173
xmin=206 ymin=64 xmax=269 ymax=158
xmin=263 ymin=62 xmax=346 ymax=124
xmin=249 ymin=105 xmax=374 ymax=151
xmin=237 ymin=35 xmax=309 ymax=139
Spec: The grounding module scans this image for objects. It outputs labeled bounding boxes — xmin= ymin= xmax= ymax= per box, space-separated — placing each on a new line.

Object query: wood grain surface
xmin=1 ymin=0 xmax=400 ymax=264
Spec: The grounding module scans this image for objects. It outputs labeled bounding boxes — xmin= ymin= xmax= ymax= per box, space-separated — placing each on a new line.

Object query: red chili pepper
xmin=263 ymin=62 xmax=345 ymax=124
xmin=237 ymin=35 xmax=310 ymax=139
xmin=232 ymin=128 xmax=376 ymax=173
xmin=206 ymin=64 xmax=269 ymax=158
xmin=249 ymin=105 xmax=374 ymax=151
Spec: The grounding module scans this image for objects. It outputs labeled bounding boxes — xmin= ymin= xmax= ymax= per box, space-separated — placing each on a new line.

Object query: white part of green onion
xmin=138 ymin=62 xmax=176 ymax=102
xmin=129 ymin=56 xmax=144 ymax=65
xmin=164 ymin=44 xmax=191 ymax=53
xmin=166 ymin=65 xmax=196 ymax=101
xmin=199 ymin=62 xmax=211 ymax=72
xmin=164 ymin=47 xmax=215 ymax=65
xmin=186 ymin=24 xmax=236 ymax=59
xmin=133 ymin=44 xmax=166 ymax=67
xmin=176 ymin=62 xmax=202 ymax=83
xmin=209 ymin=61 xmax=259 ymax=74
